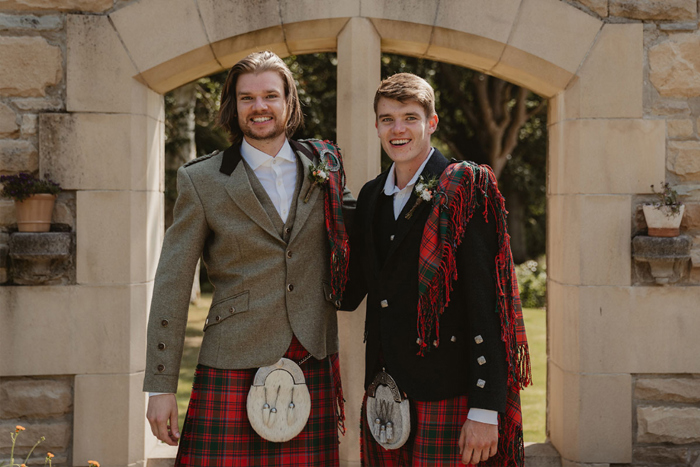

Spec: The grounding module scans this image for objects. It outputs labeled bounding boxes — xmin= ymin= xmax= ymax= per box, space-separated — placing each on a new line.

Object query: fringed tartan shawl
xmin=416 ymin=161 xmax=532 ymax=466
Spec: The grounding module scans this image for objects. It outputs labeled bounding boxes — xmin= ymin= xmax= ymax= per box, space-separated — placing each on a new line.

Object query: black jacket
xmin=342 ymin=149 xmax=507 ymax=412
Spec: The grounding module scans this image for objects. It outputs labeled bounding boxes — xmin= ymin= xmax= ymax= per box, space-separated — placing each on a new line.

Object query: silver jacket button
xmin=476 ymin=379 xmax=486 ymax=388
xmin=474 ymin=335 xmax=484 ymax=344
xmin=477 ymin=356 xmax=486 ymax=365
xmin=380 ymin=300 xmax=389 ymax=308
xmin=451 ymin=336 xmax=457 ymax=343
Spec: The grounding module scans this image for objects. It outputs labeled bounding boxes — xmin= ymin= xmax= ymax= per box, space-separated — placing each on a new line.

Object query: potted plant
xmin=0 ymin=172 xmax=61 ymax=233
xmin=642 ymin=182 xmax=684 ymax=237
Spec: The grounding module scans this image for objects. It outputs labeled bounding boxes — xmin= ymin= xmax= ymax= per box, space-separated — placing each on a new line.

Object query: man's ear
xmin=428 ymin=114 xmax=439 ymax=135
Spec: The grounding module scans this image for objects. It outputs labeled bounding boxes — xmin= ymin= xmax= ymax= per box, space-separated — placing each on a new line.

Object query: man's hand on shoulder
xmin=147 ymin=394 xmax=180 ymax=446
xmin=459 ymin=418 xmax=498 ymax=465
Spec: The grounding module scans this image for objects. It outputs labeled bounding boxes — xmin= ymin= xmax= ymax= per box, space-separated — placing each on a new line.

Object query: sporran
xmin=366 ymin=370 xmax=411 ymax=450
xmin=247 ymin=358 xmax=311 ymax=442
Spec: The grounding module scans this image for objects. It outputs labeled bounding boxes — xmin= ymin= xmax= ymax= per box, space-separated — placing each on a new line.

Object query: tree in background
xmin=164 ymin=53 xmax=546 ymax=263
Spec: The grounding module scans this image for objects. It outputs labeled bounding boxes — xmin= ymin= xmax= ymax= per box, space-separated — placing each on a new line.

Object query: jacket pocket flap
xmin=204 ymin=291 xmax=249 ymax=330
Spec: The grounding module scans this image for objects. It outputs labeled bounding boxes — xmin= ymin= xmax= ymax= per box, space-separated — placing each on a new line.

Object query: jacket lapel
xmin=365 ymin=170 xmax=390 ymax=274
xmin=382 ymin=149 xmax=450 ymax=267
xmin=219 ymin=143 xmax=284 ymax=242
xmin=288 ymin=140 xmax=321 ymax=244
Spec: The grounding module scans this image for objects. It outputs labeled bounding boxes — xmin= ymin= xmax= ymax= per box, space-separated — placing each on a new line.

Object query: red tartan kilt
xmin=361 ymin=392 xmax=473 ymax=467
xmin=176 ymin=336 xmax=340 ymax=467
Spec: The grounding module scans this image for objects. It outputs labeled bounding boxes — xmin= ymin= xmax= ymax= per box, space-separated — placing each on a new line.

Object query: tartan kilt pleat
xmin=360 ymin=392 xmax=474 ymax=467
xmin=176 ymin=337 xmax=340 ymax=467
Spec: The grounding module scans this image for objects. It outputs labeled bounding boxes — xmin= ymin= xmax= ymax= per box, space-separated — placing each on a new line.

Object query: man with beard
xmin=143 ymin=51 xmax=354 ymax=466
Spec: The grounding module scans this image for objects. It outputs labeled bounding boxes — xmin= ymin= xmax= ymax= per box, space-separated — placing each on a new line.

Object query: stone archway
xmin=5 ymin=0 xmax=689 ymax=465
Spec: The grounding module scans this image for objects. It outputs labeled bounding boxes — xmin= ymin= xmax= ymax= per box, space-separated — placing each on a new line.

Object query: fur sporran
xmin=365 ymin=370 xmax=411 ymax=450
xmin=247 ymin=358 xmax=311 ymax=442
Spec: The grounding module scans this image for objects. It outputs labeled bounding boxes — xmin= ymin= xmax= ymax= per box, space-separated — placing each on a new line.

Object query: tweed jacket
xmin=342 ymin=150 xmax=508 ymax=411
xmin=143 ymin=140 xmax=355 ymax=394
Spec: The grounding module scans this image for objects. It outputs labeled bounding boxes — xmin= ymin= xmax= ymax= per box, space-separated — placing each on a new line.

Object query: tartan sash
xmin=416 ymin=161 xmax=532 ymax=466
xmin=298 ymin=139 xmax=350 ymax=304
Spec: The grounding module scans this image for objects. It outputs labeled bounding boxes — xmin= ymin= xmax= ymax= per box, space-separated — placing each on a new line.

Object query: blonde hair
xmin=218 ymin=51 xmax=303 ymax=143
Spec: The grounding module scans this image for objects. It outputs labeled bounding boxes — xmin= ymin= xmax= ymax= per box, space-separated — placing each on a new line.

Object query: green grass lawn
xmin=175 ymin=295 xmax=547 ymax=442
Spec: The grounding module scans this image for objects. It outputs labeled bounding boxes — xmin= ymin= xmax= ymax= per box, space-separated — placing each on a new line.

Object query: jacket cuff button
xmin=161 ymin=319 xmax=169 ymax=327
xmin=157 ymin=364 xmax=165 ymax=372
xmin=215 ymin=315 xmax=221 ymax=321
xmin=157 ymin=342 xmax=166 ymax=350
xmin=229 ymin=306 xmax=236 ymax=313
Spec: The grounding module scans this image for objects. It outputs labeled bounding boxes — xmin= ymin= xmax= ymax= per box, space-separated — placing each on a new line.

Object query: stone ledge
xmin=8 ymin=231 xmax=73 ymax=285
xmin=632 ymin=235 xmax=692 ymax=285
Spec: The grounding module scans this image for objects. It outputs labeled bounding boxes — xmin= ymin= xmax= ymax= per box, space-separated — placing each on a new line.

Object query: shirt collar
xmin=240 ymin=138 xmax=295 ymax=170
xmin=383 ymin=148 xmax=435 ymax=196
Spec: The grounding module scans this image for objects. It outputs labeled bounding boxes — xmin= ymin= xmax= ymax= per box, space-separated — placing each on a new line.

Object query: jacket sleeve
xmin=459 ymin=204 xmax=508 ymax=413
xmin=143 ymin=167 xmax=210 ymax=393
xmin=340 ymin=183 xmax=369 ymax=311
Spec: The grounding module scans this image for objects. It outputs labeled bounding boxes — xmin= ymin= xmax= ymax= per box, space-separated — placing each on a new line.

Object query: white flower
xmin=318 ymin=171 xmax=328 ymax=180
xmin=420 ymin=190 xmax=432 ymax=201
xmin=415 ymin=183 xmax=425 ymax=192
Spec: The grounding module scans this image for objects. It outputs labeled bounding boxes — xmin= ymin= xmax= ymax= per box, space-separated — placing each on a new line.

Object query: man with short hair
xmin=342 ymin=73 xmax=530 ymax=466
xmin=144 ymin=51 xmax=354 ymax=466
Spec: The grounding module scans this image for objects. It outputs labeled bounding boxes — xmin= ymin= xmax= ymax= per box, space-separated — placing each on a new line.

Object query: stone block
xmin=0 ymin=140 xmax=38 ymax=175
xmin=505 ymin=0 xmax=601 ymax=75
xmin=652 ymin=99 xmax=691 ymax=116
xmin=435 ymin=0 xmax=522 ymax=44
xmin=0 ymin=0 xmax=112 ymax=12
xmin=549 ymin=119 xmax=665 ymax=195
xmin=9 ymin=232 xmax=73 ymax=285
xmin=20 ymin=114 xmax=36 ymax=136
xmin=371 ymin=18 xmax=433 ymax=57
xmin=211 ymin=26 xmax=289 ymax=70
xmin=0 ymin=13 xmax=62 ymax=31
xmin=494 ymin=46 xmax=574 ymax=98
xmin=76 ymin=191 xmax=161 ymax=285
xmin=548 ymin=195 xmax=632 ymax=287
xmin=197 ymin=0 xmax=281 ymax=44
xmin=0 ymin=36 xmax=62 ymax=97
xmin=427 ymin=26 xmax=504 ymax=74
xmin=0 ymin=378 xmax=72 ymax=418
xmin=0 ymin=421 xmax=71 ymax=451
xmin=554 ymin=23 xmax=643 ymax=120
xmin=668 ymin=119 xmax=694 ymax=139
xmin=66 ymin=14 xmax=158 ymax=117
xmin=636 ymin=377 xmax=700 ymax=403
xmin=0 ymin=102 xmax=19 ymax=137
xmin=610 ymin=0 xmax=696 ymax=20
xmin=549 ymin=365 xmax=632 ymax=462
xmin=573 ymin=285 xmax=700 ymax=373
xmin=0 ymin=199 xmax=15 ymax=226
xmin=109 ymin=0 xmax=212 ymax=77
xmin=10 ymin=97 xmax=63 ymax=112
xmin=281 ymin=0 xmax=359 ymax=23
xmin=73 ymin=372 xmax=148 ymax=466
xmin=284 ymin=18 xmax=348 ymax=55
xmin=632 ymin=235 xmax=692 ymax=285
xmin=649 ymin=33 xmax=700 ymax=98
xmin=39 ymin=113 xmax=161 ymax=192
xmin=572 ymin=0 xmax=608 ymax=17
xmin=638 ymin=406 xmax=700 ymax=444
xmin=525 ymin=442 xmax=563 ymax=467
xmin=633 ymin=446 xmax=689 ymax=465
xmin=668 ymin=141 xmax=700 ymax=181
xmin=362 ymin=0 xmax=437 ymax=26
xmin=0 ymin=284 xmax=148 ymax=375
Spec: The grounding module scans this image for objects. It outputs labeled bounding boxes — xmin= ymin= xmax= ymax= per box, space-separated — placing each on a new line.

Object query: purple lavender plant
xmin=0 ymin=172 xmax=61 ymax=202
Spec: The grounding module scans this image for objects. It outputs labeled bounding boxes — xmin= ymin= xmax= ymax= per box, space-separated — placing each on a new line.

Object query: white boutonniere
xmin=303 ymin=162 xmax=330 ymax=203
xmin=405 ymin=175 xmax=439 ymax=219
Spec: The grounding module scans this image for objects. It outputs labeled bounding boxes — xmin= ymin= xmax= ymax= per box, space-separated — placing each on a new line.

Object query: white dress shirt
xmin=149 ymin=139 xmax=298 ymax=398
xmin=240 ymin=138 xmax=298 ymax=223
xmin=382 ymin=149 xmax=498 ymax=427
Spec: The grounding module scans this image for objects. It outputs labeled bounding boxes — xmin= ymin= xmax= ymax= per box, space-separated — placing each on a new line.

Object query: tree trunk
xmin=165 ymin=82 xmax=201 ymax=303
xmin=504 ymin=186 xmax=528 ymax=264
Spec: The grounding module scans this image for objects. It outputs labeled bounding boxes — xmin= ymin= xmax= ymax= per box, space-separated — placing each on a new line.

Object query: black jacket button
xmin=157 ymin=342 xmax=166 ymax=350
xmin=157 ymin=364 xmax=165 ymax=372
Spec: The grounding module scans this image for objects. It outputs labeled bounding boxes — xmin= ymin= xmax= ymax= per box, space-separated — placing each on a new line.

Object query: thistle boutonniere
xmin=405 ymin=175 xmax=439 ymax=219
xmin=303 ymin=162 xmax=330 ymax=203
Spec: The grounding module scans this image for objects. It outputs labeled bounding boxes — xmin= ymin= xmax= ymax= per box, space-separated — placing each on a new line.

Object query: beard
xmin=239 ymin=115 xmax=287 ymax=142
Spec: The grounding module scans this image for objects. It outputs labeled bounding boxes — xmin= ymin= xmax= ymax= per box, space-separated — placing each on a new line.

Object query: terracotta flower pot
xmin=15 ymin=193 xmax=56 ymax=232
xmin=642 ymin=204 xmax=685 ymax=237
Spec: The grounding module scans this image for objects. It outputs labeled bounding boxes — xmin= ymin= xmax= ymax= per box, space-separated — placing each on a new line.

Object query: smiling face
xmin=236 ymin=71 xmax=288 ymax=148
xmin=375 ymin=97 xmax=438 ymax=174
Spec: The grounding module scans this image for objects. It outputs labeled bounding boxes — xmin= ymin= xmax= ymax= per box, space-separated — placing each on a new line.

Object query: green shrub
xmin=516 ymin=256 xmax=546 ymax=308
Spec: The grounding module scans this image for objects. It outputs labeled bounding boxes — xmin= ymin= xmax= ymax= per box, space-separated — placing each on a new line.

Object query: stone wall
xmin=0 ymin=377 xmax=73 ymax=466
xmin=633 ymin=375 xmax=700 ymax=466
